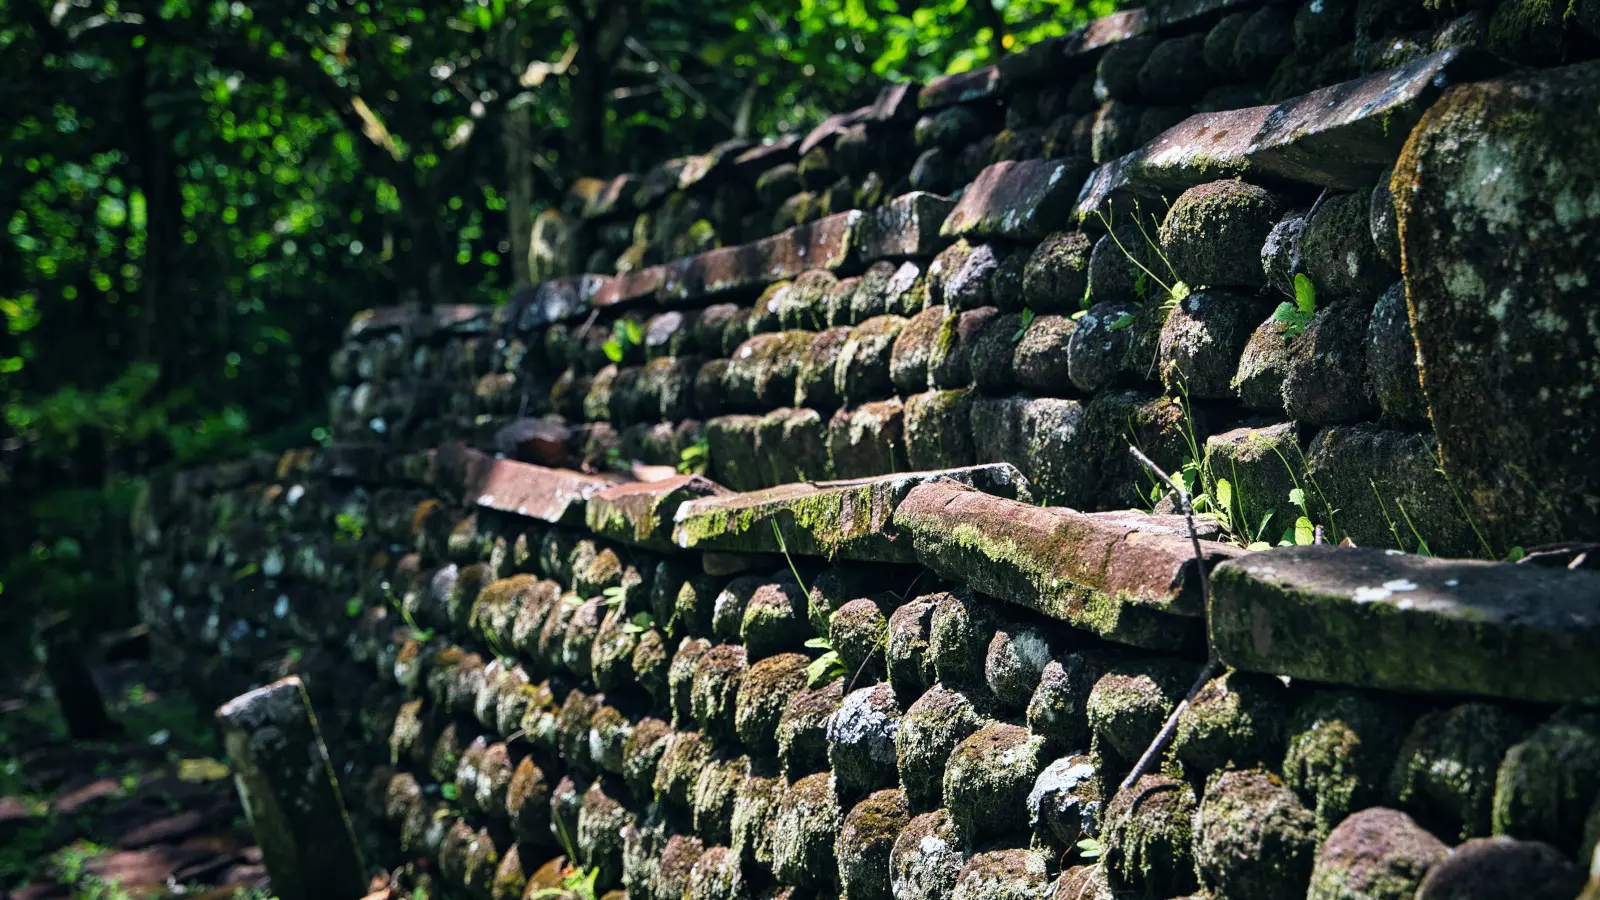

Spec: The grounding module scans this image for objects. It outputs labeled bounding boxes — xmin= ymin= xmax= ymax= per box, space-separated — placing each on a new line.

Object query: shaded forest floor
xmin=0 ymin=650 xmax=269 ymax=900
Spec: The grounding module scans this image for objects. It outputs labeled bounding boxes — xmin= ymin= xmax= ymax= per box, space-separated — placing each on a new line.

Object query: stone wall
xmin=138 ymin=0 xmax=1600 ymax=897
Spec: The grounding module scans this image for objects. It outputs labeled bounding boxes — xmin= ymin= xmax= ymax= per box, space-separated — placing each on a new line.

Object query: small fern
xmin=1273 ymin=273 xmax=1317 ymax=339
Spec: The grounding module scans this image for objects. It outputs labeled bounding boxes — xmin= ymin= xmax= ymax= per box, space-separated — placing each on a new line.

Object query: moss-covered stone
xmin=561 ymin=596 xmax=607 ymax=679
xmin=591 ymin=704 xmax=632 ymax=775
xmin=654 ymin=729 xmax=712 ymax=810
xmin=945 ymin=723 xmax=1046 ymax=842
xmin=890 ymin=305 xmax=946 ymax=394
xmin=1366 ymin=282 xmax=1428 ymax=428
xmin=985 ymin=622 xmax=1060 ymax=713
xmin=1021 ymin=233 xmax=1093 ymax=312
xmin=1065 ymin=299 xmax=1145 ymax=394
xmin=674 ymin=574 xmax=723 ymax=640
xmin=930 ymin=306 xmax=999 ymax=390
xmin=885 ymin=596 xmax=938 ymax=700
xmin=1281 ymin=303 xmax=1379 ymax=424
xmin=510 ymin=585 xmax=563 ymax=658
xmin=1283 ymin=689 xmax=1412 ymax=838
xmin=968 ymin=312 xmax=1020 ymax=391
xmin=655 ymin=833 xmax=706 ymax=900
xmin=669 ymin=636 xmax=714 ymax=728
xmin=928 ymin=591 xmax=999 ymax=691
xmin=952 ymin=848 xmax=1051 ymax=900
xmin=1302 ymin=191 xmax=1394 ymax=304
xmin=834 ymin=315 xmax=908 ymax=406
xmin=904 ymin=389 xmax=976 ymax=471
xmin=692 ymin=752 xmax=751 ymax=845
xmin=516 ymin=678 xmax=564 ymax=758
xmin=1159 ymin=288 xmax=1277 ymax=400
xmin=778 ymin=677 xmax=845 ymax=777
xmin=916 ymin=104 xmax=990 ymax=149
xmin=553 ymin=689 xmax=602 ymax=775
xmin=620 ymin=716 xmax=670 ymax=801
xmin=622 ymin=815 xmax=666 ymax=898
xmin=829 ymin=596 xmax=891 ymax=679
xmin=772 ymin=771 xmax=842 ymax=888
xmin=691 ymin=644 xmax=749 ymax=745
xmin=709 ymin=575 xmax=762 ymax=643
xmin=1028 ymin=650 xmax=1119 ymax=758
xmin=439 ymin=820 xmax=500 ymax=896
xmin=1011 ymin=314 xmax=1076 ymax=393
xmin=1391 ymin=702 xmax=1528 ymax=841
xmin=732 ymin=766 xmax=786 ymax=872
xmin=735 ymin=652 xmax=808 ymax=755
xmin=490 ymin=842 xmax=529 ymax=900
xmin=1104 ymin=774 xmax=1199 ymax=898
xmin=1193 ymin=768 xmax=1318 ymax=900
xmin=930 ymin=239 xmax=1006 ymax=311
xmin=706 ymin=414 xmax=765 ymax=491
xmin=591 ymin=605 xmax=640 ymax=694
xmin=473 ymin=740 xmax=515 ymax=813
xmin=796 ymin=326 xmax=852 ymax=410
xmin=1086 ymin=658 xmax=1192 ymax=769
xmin=536 ymin=593 xmax=580 ymax=672
xmin=823 ymin=275 xmax=861 ymax=328
xmin=897 ymin=683 xmax=986 ymax=810
xmin=838 ymin=788 xmax=912 ymax=900
xmin=630 ymin=628 xmax=670 ymax=705
xmin=1170 ymin=670 xmax=1291 ymax=775
xmin=1159 ymin=180 xmax=1282 ymax=289
xmin=827 ymin=399 xmax=907 ymax=478
xmin=1415 ymin=835 xmax=1585 ymax=900
xmin=1491 ymin=710 xmax=1600 ymax=855
xmin=1303 ymin=425 xmax=1478 ymax=557
xmin=508 ymin=752 xmax=553 ymax=845
xmin=1201 ymin=422 xmax=1302 ymax=541
xmin=1306 ymin=807 xmax=1448 ymax=900
xmin=550 ymin=773 xmax=583 ymax=856
xmin=579 ymin=777 xmax=632 ymax=889
xmin=741 ymin=578 xmax=809 ymax=658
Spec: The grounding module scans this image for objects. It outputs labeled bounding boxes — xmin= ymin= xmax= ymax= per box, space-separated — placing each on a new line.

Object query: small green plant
xmin=334 ymin=511 xmax=365 ymax=543
xmin=1107 ymin=311 xmax=1137 ymax=331
xmin=1076 ymin=836 xmax=1104 ymax=860
xmin=622 ymin=611 xmax=655 ymax=635
xmin=529 ymin=811 xmax=602 ymax=900
xmin=1273 ymin=273 xmax=1317 ymax=339
xmin=1095 ymin=201 xmax=1191 ymax=308
xmin=803 ymin=636 xmax=848 ymax=687
xmin=677 ymin=437 xmax=710 ymax=475
xmin=439 ymin=782 xmax=459 ymax=802
xmin=769 ymin=519 xmax=809 ymax=597
xmin=602 ymin=319 xmax=644 ymax=363
xmin=602 ymin=584 xmax=627 ymax=608
xmin=344 ymin=596 xmax=363 ymax=618
xmin=1012 ymin=308 xmax=1036 ymax=342
xmin=397 ymin=602 xmax=435 ymax=642
xmin=231 ymin=562 xmax=259 ymax=581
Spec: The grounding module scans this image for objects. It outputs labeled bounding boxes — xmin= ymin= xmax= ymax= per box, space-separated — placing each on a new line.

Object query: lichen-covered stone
xmin=1492 ymin=710 xmax=1600 ymax=855
xmin=1366 ymin=282 xmax=1428 ymax=428
xmin=890 ymin=305 xmax=947 ymax=394
xmin=561 ymin=596 xmax=607 ymax=679
xmin=1030 ymin=754 xmax=1100 ymax=853
xmin=1087 ymin=658 xmax=1193 ymax=767
xmin=824 ymin=275 xmax=862 ymax=327
xmin=772 ymin=771 xmax=842 ymax=888
xmin=796 ymin=326 xmax=852 ymax=410
xmin=838 ymin=788 xmax=912 ymax=900
xmin=1170 ymin=670 xmax=1291 ymax=775
xmin=1159 ymin=288 xmax=1276 ymax=399
xmin=1283 ymin=689 xmax=1411 ymax=837
xmin=1302 ymin=425 xmax=1477 ymax=557
xmin=736 ymin=652 xmax=809 ymax=755
xmin=928 ymin=306 xmax=999 ymax=389
xmin=1103 ymin=774 xmax=1199 ymax=898
xmin=929 ymin=239 xmax=1004 ymax=310
xmin=1193 ymin=768 xmax=1318 ymax=900
xmin=885 ymin=597 xmax=938 ymax=700
xmin=692 ymin=753 xmax=751 ymax=845
xmin=709 ymin=575 xmax=763 ymax=643
xmin=654 ymin=729 xmax=712 ymax=810
xmin=1066 ymin=299 xmax=1148 ymax=394
xmin=808 ymin=564 xmax=898 ymax=632
xmin=1391 ymin=702 xmax=1528 ymax=841
xmin=985 ymin=623 xmax=1058 ymax=713
xmin=674 ymin=573 xmax=724 ymax=640
xmin=507 ymin=755 xmax=553 ymax=846
xmin=1302 ymin=191 xmax=1394 ymax=304
xmin=952 ymin=848 xmax=1051 ymax=900
xmin=578 ymin=778 xmax=632 ymax=888
xmin=829 ymin=683 xmax=904 ymax=802
xmin=904 ymin=389 xmax=976 ymax=471
xmin=828 ymin=596 xmax=890 ymax=680
xmin=1160 ymin=181 xmax=1282 ymax=289
xmin=1028 ymin=650 xmax=1119 ymax=758
xmin=891 ymin=808 xmax=967 ymax=900
xmin=897 ymin=683 xmax=986 ymax=810
xmin=927 ymin=591 xmax=998 ymax=690
xmin=945 ymin=722 xmax=1046 ymax=842
xmin=835 ymin=315 xmax=907 ymax=405
xmin=778 ymin=677 xmax=845 ymax=777
xmin=1281 ymin=303 xmax=1379 ymax=424
xmin=655 ymin=833 xmax=706 ymax=900
xmin=691 ymin=644 xmax=749 ymax=745
xmin=669 ymin=636 xmax=713 ymax=728
xmin=731 ymin=765 xmax=785 ymax=872
xmin=1415 ymin=836 xmax=1585 ymax=900
xmin=1306 ymin=807 xmax=1448 ymax=900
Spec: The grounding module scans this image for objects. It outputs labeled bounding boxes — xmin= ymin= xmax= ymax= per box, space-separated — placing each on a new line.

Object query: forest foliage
xmin=0 ymin=0 xmax=1108 ymax=656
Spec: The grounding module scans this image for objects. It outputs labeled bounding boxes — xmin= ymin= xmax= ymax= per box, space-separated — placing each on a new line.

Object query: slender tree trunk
xmin=500 ymin=25 xmax=536 ymax=289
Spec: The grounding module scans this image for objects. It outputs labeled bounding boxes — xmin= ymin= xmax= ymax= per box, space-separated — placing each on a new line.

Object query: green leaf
xmin=1507 ymin=545 xmax=1525 ymax=562
xmin=1215 ymin=478 xmax=1233 ymax=514
xmin=1246 ymin=541 xmax=1272 ymax=551
xmin=1169 ymin=281 xmax=1191 ymax=302
xmin=805 ymin=650 xmax=845 ymax=687
xmin=440 ymin=782 xmax=459 ymax=801
xmin=602 ymin=340 xmax=624 ymax=363
xmin=1294 ymin=273 xmax=1317 ymax=317
xmin=1012 ymin=308 xmax=1035 ymax=342
xmin=1107 ymin=312 xmax=1136 ymax=331
xmin=803 ymin=636 xmax=832 ymax=650
xmin=1294 ymin=516 xmax=1315 ymax=546
xmin=345 ymin=597 xmax=362 ymax=618
xmin=1288 ymin=487 xmax=1307 ymax=511
xmin=622 ymin=320 xmax=644 ymax=345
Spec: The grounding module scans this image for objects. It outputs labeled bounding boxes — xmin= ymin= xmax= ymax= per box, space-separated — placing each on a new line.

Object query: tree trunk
xmin=500 ymin=25 xmax=536 ymax=289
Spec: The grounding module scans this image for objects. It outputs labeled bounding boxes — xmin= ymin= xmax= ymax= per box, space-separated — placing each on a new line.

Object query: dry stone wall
xmin=140 ymin=0 xmax=1600 ymax=897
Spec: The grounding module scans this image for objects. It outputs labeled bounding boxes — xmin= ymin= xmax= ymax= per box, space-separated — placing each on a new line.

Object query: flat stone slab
xmin=514 ymin=275 xmax=617 ymax=330
xmin=854 ymin=192 xmax=955 ymax=261
xmin=586 ymin=474 xmax=731 ymax=551
xmin=659 ymin=211 xmax=861 ymax=303
xmin=918 ymin=65 xmax=1003 ymax=111
xmin=589 ymin=265 xmax=667 ymax=308
xmin=893 ymin=480 xmax=1242 ymax=649
xmin=672 ymin=464 xmax=1032 ymax=563
xmin=1212 ymin=547 xmax=1600 ymax=705
xmin=941 ymin=158 xmax=1091 ymax=242
xmin=585 ymin=172 xmax=641 ymax=219
xmin=433 ymin=443 xmax=618 ymax=527
xmin=1247 ymin=47 xmax=1501 ymax=189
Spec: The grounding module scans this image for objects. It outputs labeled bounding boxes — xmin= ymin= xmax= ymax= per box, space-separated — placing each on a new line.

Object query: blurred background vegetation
xmin=0 ymin=0 xmax=1110 ymax=667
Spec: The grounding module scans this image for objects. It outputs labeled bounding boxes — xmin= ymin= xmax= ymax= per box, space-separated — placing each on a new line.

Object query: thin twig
xmin=1118 ymin=445 xmax=1221 ymax=795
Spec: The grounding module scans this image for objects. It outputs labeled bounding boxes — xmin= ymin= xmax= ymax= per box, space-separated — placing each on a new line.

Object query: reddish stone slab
xmin=659 ymin=211 xmax=861 ymax=303
xmin=868 ymin=82 xmax=918 ymax=122
xmin=432 ymin=442 xmax=618 ymax=526
xmin=918 ymin=65 xmax=1003 ymax=111
xmin=893 ymin=480 xmax=1241 ymax=649
xmin=941 ymin=158 xmax=1093 ymax=241
xmin=734 ymin=135 xmax=801 ymax=180
xmin=800 ymin=105 xmax=872 ymax=156
xmin=854 ymin=192 xmax=955 ymax=261
xmin=585 ymin=172 xmax=641 ymax=219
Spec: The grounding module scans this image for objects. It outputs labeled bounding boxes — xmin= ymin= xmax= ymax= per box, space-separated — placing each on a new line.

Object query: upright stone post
xmin=216 ymin=676 xmax=366 ymax=900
